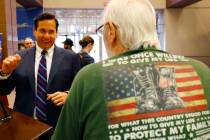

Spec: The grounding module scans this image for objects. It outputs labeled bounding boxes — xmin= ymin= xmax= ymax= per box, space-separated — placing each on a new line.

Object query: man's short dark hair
xmin=34 ymin=12 xmax=59 ymax=32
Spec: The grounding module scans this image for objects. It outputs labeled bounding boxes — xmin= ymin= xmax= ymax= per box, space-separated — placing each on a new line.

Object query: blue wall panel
xmin=17 ymin=7 xmax=43 ymax=41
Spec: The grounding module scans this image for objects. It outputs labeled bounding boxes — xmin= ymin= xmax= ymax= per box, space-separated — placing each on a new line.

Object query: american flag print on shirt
xmin=104 ymin=62 xmax=208 ymax=124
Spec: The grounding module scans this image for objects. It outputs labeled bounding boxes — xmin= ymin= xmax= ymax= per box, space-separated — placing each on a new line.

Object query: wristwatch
xmin=0 ymin=69 xmax=8 ymax=76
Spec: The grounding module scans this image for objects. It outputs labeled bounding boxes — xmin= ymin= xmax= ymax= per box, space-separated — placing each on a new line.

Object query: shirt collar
xmin=35 ymin=42 xmax=55 ymax=55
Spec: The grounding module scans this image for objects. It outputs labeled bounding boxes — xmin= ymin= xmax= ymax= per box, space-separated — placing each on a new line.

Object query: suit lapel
xmin=27 ymin=47 xmax=36 ymax=93
xmin=48 ymin=47 xmax=64 ymax=89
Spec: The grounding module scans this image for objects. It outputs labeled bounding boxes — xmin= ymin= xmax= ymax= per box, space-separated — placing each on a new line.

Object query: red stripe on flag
xmin=175 ymin=68 xmax=194 ymax=73
xmin=176 ymin=76 xmax=200 ymax=82
xmin=181 ymin=94 xmax=205 ymax=102
xmin=177 ymin=85 xmax=203 ymax=92
xmin=110 ymin=105 xmax=208 ymax=124
xmin=109 ymin=103 xmax=136 ymax=112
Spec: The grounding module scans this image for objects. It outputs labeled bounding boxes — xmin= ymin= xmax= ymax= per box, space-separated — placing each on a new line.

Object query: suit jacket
xmin=0 ymin=46 xmax=81 ymax=128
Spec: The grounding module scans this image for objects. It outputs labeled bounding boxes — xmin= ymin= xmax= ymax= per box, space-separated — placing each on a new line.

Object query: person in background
xmin=24 ymin=37 xmax=34 ymax=49
xmin=0 ymin=12 xmax=81 ymax=139
xmin=18 ymin=42 xmax=25 ymax=50
xmin=52 ymin=0 xmax=210 ymax=139
xmin=78 ymin=35 xmax=95 ymax=67
xmin=63 ymin=38 xmax=75 ymax=53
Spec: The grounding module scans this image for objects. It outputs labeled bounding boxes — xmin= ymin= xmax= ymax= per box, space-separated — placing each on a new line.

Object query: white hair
xmin=24 ymin=37 xmax=33 ymax=42
xmin=103 ymin=0 xmax=160 ymax=49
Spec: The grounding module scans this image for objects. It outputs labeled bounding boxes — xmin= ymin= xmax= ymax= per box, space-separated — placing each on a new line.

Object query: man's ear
xmin=107 ymin=21 xmax=117 ymax=45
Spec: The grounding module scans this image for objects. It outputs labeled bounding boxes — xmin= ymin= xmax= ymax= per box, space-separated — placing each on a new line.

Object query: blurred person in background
xmin=24 ymin=37 xmax=34 ymax=49
xmin=18 ymin=42 xmax=25 ymax=50
xmin=78 ymin=35 xmax=95 ymax=67
xmin=63 ymin=38 xmax=75 ymax=53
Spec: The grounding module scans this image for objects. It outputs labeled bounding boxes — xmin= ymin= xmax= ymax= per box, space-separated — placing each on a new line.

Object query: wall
xmin=43 ymin=0 xmax=166 ymax=9
xmin=16 ymin=7 xmax=43 ymax=41
xmin=44 ymin=0 xmax=104 ymax=8
xmin=165 ymin=0 xmax=210 ymax=66
xmin=150 ymin=0 xmax=166 ymax=9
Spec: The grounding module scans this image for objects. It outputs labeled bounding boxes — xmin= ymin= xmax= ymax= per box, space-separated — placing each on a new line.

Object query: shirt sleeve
xmin=52 ymin=73 xmax=81 ymax=140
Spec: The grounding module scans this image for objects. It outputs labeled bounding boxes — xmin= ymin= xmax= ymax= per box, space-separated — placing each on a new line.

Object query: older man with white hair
xmin=52 ymin=0 xmax=210 ymax=139
xmin=24 ymin=37 xmax=34 ymax=48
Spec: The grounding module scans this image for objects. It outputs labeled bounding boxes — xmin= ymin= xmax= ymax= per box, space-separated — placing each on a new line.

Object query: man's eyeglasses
xmin=95 ymin=22 xmax=117 ymax=35
xmin=95 ymin=24 xmax=104 ymax=35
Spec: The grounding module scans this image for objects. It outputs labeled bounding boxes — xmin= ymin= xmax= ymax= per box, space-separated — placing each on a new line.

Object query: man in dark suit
xmin=0 ymin=13 xmax=81 ymax=130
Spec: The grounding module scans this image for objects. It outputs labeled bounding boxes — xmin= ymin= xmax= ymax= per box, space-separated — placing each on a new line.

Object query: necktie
xmin=36 ymin=50 xmax=47 ymax=120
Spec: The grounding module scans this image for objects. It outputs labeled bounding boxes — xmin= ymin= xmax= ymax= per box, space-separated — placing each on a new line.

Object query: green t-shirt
xmin=52 ymin=48 xmax=210 ymax=140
